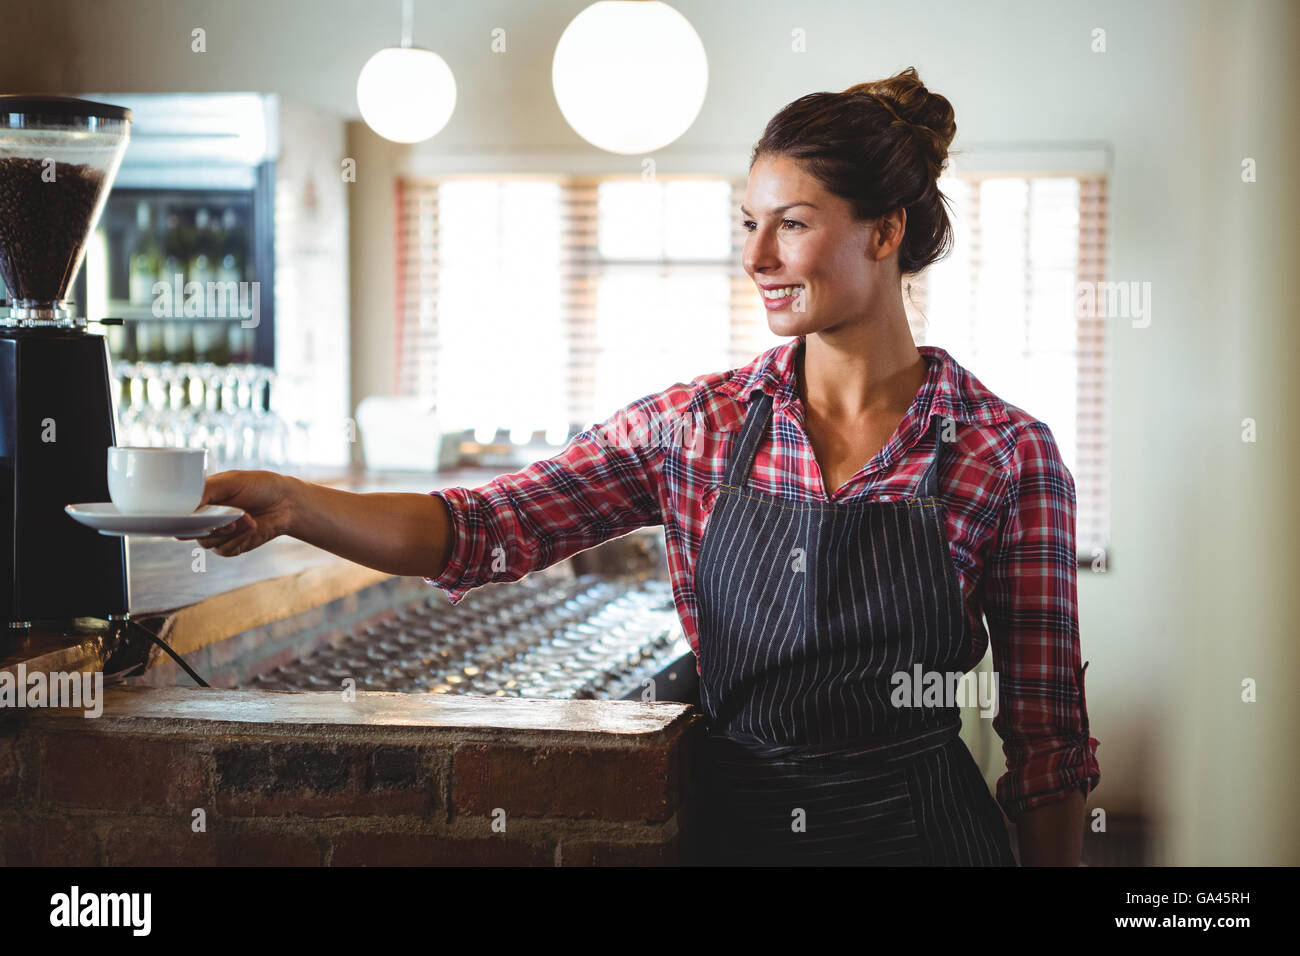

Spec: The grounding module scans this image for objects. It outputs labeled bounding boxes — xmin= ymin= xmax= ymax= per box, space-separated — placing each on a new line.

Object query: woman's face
xmin=742 ymin=153 xmax=901 ymax=338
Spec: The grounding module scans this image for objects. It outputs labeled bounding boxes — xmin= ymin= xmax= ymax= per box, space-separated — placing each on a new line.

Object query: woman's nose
xmin=744 ymin=229 xmax=780 ymax=275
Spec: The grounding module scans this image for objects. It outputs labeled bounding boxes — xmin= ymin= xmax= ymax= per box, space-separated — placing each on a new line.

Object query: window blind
xmin=395 ymin=171 xmax=1108 ymax=559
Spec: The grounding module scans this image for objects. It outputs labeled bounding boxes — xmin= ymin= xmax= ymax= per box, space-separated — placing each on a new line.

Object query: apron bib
xmin=692 ymin=389 xmax=1015 ymax=866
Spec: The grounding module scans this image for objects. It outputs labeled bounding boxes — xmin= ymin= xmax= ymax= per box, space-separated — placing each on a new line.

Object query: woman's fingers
xmin=181 ymin=514 xmax=257 ymax=549
xmin=213 ymin=535 xmax=249 ymax=556
xmin=209 ymin=528 xmax=259 ymax=556
xmin=226 ymin=514 xmax=254 ymax=533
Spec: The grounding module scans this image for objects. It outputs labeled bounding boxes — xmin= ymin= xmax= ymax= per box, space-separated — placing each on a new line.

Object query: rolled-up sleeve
xmin=423 ymin=392 xmax=669 ymax=603
xmin=983 ymin=420 xmax=1101 ymax=822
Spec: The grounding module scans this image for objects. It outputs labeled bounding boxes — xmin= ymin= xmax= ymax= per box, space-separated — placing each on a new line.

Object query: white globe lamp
xmin=356 ymin=1 xmax=457 ymax=144
xmin=552 ymin=1 xmax=708 ymax=154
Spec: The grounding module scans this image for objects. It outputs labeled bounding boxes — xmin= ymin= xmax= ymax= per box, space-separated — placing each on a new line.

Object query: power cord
xmin=121 ymin=618 xmax=210 ymax=688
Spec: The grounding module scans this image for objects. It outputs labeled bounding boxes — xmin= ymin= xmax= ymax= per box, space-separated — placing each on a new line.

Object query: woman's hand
xmin=1015 ymin=788 xmax=1086 ymax=866
xmin=182 ymin=469 xmax=298 ymax=557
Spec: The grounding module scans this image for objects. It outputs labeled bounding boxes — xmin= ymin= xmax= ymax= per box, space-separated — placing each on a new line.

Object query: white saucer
xmin=65 ymin=503 xmax=246 ymax=538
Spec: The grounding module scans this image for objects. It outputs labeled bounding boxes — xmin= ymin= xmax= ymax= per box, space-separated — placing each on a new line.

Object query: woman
xmin=192 ymin=66 xmax=1099 ymax=866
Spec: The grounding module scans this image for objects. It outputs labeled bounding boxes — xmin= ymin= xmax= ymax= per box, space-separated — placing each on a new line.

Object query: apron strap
xmin=916 ymin=413 xmax=948 ymax=499
xmin=723 ymin=388 xmax=774 ymax=486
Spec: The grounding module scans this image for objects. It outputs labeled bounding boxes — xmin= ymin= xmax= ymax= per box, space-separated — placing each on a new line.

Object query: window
xmin=592 ymin=181 xmax=732 ymax=415
xmin=396 ymin=169 xmax=1109 ymax=558
xmin=396 ymin=175 xmax=783 ymax=441
xmin=909 ymin=174 xmax=1110 ymax=559
xmin=395 ymin=179 xmax=567 ymax=443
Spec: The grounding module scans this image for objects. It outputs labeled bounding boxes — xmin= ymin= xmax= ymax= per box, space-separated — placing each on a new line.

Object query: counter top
xmin=33 ymin=685 xmax=692 ymax=741
xmin=1 ymin=466 xmax=510 ymax=677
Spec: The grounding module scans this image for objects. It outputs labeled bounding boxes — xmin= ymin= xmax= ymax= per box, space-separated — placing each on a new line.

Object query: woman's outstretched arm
xmin=285 ymin=477 xmax=455 ymax=577
xmin=192 ymin=384 xmax=674 ymax=583
xmin=190 ymin=470 xmax=455 ymax=580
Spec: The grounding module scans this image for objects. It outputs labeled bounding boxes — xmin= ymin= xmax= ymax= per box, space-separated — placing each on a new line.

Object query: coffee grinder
xmin=0 ymin=96 xmax=133 ymax=638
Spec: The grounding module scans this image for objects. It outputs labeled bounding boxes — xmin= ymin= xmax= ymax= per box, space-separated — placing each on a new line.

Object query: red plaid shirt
xmin=426 ymin=337 xmax=1101 ymax=821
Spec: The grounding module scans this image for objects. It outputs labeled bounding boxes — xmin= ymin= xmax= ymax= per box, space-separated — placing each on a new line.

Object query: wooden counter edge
xmin=159 ymin=558 xmax=395 ymax=659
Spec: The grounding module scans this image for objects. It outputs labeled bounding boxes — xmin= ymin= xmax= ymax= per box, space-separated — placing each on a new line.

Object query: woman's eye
xmin=740 ymin=219 xmax=803 ymax=231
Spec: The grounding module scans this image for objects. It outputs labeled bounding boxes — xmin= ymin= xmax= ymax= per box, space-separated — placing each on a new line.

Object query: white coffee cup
xmin=107 ymin=447 xmax=208 ymax=515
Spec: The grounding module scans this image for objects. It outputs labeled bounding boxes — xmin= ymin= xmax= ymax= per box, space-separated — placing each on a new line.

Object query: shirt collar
xmin=715 ymin=335 xmax=1010 ymax=428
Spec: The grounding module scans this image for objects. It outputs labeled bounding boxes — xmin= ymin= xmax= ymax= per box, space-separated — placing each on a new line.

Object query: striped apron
xmin=692 ymin=389 xmax=1016 ymax=866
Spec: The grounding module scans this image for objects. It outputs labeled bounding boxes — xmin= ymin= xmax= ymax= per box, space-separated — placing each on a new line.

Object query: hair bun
xmin=752 ymin=68 xmax=959 ymax=274
xmin=844 ymin=67 xmax=956 ymax=177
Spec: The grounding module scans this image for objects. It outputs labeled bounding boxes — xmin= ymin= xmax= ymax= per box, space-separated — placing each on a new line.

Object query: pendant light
xmin=356 ymin=0 xmax=457 ymax=144
xmin=552 ymin=0 xmax=708 ymax=155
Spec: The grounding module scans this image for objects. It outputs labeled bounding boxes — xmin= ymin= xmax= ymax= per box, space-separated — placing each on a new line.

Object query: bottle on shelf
xmin=228 ymin=323 xmax=255 ymax=365
xmin=209 ymin=207 xmax=229 ymax=281
xmin=162 ymin=212 xmax=184 ymax=298
xmin=162 ymin=319 xmax=196 ymax=364
xmin=177 ymin=209 xmax=197 ymax=273
xmin=134 ymin=321 xmax=164 ymax=363
xmin=128 ymin=202 xmax=162 ymax=307
xmin=193 ymin=320 xmax=212 ymax=364
xmin=189 ymin=208 xmax=216 ymax=288
xmin=217 ymin=207 xmax=252 ymax=365
xmin=207 ymin=323 xmax=232 ymax=365
xmin=103 ymin=318 xmax=127 ymax=359
xmin=119 ymin=323 xmax=139 ymax=363
xmin=219 ymin=208 xmax=247 ymax=283
xmin=184 ymin=209 xmax=218 ymax=363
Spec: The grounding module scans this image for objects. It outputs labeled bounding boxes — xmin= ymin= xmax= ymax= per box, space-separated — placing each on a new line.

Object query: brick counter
xmin=0 ymin=468 xmax=702 ymax=866
xmin=0 ymin=686 xmax=702 ymax=866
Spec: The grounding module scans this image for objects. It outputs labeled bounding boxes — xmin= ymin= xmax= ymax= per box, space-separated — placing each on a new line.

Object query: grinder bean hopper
xmin=0 ymin=96 xmax=133 ymax=637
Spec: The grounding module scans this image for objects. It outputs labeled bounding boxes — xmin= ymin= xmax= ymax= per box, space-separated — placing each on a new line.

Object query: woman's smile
xmin=759 ymin=282 xmax=806 ymax=310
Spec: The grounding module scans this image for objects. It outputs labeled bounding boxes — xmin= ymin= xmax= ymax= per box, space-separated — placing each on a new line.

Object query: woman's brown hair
xmin=750 ymin=66 xmax=958 ymax=276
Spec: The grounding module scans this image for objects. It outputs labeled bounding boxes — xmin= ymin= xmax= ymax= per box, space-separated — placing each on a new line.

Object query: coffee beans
xmin=0 ymin=156 xmax=107 ymax=305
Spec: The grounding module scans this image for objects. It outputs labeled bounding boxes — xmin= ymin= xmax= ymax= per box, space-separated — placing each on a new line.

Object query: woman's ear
xmin=866 ymin=207 xmax=907 ymax=263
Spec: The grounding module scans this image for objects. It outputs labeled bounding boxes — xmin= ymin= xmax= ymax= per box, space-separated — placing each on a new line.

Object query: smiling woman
xmin=195 ymin=66 xmax=1097 ymax=867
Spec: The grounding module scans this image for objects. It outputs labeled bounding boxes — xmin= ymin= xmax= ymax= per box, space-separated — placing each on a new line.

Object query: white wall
xmin=5 ymin=0 xmax=1297 ymax=863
